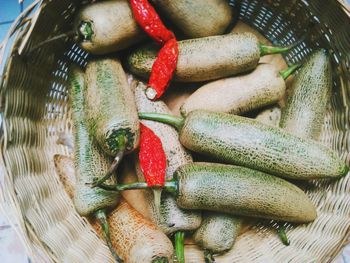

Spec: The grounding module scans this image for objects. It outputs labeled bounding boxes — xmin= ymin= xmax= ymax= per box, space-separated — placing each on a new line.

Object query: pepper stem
xmin=97 ymin=180 xmax=178 ymax=194
xmin=260 ymin=34 xmax=306 ymax=57
xmin=152 ymin=257 xmax=168 ymax=263
xmin=97 ymin=181 xmax=148 ymax=191
xmin=145 ymin=87 xmax=158 ymax=100
xmin=95 ymin=210 xmax=123 ymax=263
xmin=175 ymin=231 xmax=185 ymax=263
xmin=92 ymin=136 xmax=126 ymax=188
xmin=153 ymin=188 xmax=163 ymax=222
xmin=259 ymin=44 xmax=291 ymax=56
xmin=138 ymin=112 xmax=184 ymax=131
xmin=204 ymin=250 xmax=215 ymax=263
xmin=78 ymin=21 xmax=94 ymax=41
xmin=279 ymin=64 xmax=301 ymax=80
xmin=277 ymin=225 xmax=290 ymax=246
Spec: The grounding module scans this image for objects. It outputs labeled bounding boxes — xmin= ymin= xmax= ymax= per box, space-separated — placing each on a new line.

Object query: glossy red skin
xmin=139 ymin=124 xmax=167 ymax=186
xmin=148 ymin=38 xmax=178 ymax=100
xmin=130 ymin=0 xmax=174 ymax=44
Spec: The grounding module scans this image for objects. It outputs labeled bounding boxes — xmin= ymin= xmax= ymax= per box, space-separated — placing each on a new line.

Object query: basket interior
xmin=1 ymin=0 xmax=350 ymax=262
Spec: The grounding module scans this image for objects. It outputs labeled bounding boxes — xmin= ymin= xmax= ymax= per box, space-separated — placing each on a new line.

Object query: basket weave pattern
xmin=1 ymin=0 xmax=350 ymax=262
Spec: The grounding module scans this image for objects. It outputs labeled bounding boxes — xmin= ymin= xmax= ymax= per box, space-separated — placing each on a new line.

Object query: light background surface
xmin=0 ymin=0 xmax=349 ymax=262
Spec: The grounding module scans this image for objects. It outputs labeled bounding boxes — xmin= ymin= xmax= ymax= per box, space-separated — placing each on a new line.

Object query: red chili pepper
xmin=139 ymin=123 xmax=166 ymax=187
xmin=130 ymin=0 xmax=179 ymax=100
xmin=130 ymin=0 xmax=175 ymax=44
xmin=146 ymin=38 xmax=179 ymax=100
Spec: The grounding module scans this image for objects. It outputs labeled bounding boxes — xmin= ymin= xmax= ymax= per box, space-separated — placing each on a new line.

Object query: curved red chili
xmin=130 ymin=0 xmax=175 ymax=44
xmin=139 ymin=123 xmax=166 ymax=186
xmin=130 ymin=0 xmax=179 ymax=100
xmin=146 ymin=38 xmax=179 ymax=100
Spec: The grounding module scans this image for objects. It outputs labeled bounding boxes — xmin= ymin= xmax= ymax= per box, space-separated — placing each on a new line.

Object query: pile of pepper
xmin=57 ymin=1 xmax=349 ymax=263
xmin=130 ymin=0 xmax=178 ymax=189
xmin=130 ymin=0 xmax=178 ymax=101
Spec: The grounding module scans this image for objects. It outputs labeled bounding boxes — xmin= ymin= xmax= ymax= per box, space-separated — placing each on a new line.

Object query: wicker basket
xmin=1 ymin=0 xmax=350 ymax=262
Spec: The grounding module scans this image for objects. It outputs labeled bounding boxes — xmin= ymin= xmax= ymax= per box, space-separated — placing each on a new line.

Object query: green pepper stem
xmin=97 ymin=180 xmax=178 ymax=194
xmin=279 ymin=64 xmax=301 ymax=80
xmin=277 ymin=225 xmax=290 ymax=246
xmin=138 ymin=112 xmax=184 ymax=131
xmin=259 ymin=31 xmax=309 ymax=56
xmin=259 ymin=44 xmax=291 ymax=56
xmin=152 ymin=257 xmax=168 ymax=263
xmin=260 ymin=33 xmax=307 ymax=57
xmin=78 ymin=21 xmax=94 ymax=41
xmin=204 ymin=250 xmax=215 ymax=263
xmin=175 ymin=231 xmax=185 ymax=263
xmin=98 ymin=181 xmax=148 ymax=191
xmin=153 ymin=188 xmax=163 ymax=223
xmin=92 ymin=136 xmax=126 ymax=188
xmin=95 ymin=210 xmax=123 ymax=263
